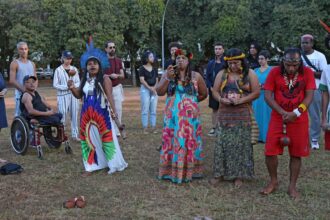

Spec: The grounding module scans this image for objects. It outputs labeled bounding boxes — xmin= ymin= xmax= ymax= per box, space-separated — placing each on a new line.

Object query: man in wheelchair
xmin=10 ymin=75 xmax=71 ymax=158
xmin=20 ymin=75 xmax=62 ymax=125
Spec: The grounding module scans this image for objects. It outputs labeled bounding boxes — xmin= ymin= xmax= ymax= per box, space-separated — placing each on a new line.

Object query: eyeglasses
xmin=108 ymin=46 xmax=116 ymax=49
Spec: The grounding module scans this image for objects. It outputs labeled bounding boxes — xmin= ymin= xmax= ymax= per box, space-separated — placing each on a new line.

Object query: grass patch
xmin=0 ymin=86 xmax=329 ymax=219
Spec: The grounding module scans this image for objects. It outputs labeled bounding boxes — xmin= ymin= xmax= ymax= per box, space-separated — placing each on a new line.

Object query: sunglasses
xmin=108 ymin=46 xmax=116 ymax=49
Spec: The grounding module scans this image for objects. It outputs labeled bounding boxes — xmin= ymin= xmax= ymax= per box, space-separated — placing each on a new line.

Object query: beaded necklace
xmin=283 ymin=72 xmax=298 ymax=93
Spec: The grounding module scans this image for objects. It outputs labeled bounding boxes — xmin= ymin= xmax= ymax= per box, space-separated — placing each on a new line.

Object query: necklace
xmin=283 ymin=72 xmax=298 ymax=92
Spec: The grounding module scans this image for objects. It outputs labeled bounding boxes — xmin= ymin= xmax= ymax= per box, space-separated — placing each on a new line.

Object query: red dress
xmin=263 ymin=66 xmax=316 ymax=157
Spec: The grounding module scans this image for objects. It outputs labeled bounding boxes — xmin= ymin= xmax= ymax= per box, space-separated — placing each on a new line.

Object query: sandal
xmin=76 ymin=196 xmax=86 ymax=208
xmin=63 ymin=197 xmax=77 ymax=209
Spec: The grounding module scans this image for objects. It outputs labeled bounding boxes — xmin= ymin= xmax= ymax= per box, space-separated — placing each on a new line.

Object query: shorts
xmin=208 ymin=88 xmax=219 ymax=110
xmin=265 ymin=116 xmax=310 ymax=157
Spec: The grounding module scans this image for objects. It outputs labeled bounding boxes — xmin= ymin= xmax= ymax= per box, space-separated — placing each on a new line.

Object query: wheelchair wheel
xmin=10 ymin=116 xmax=30 ymax=155
xmin=43 ymin=126 xmax=62 ymax=148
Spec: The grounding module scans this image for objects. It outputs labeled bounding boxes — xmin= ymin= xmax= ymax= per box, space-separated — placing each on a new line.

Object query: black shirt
xmin=139 ymin=66 xmax=158 ymax=86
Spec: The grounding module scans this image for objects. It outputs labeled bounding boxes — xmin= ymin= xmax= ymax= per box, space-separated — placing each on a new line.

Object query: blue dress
xmin=0 ymin=74 xmax=8 ymax=129
xmin=252 ymin=67 xmax=272 ymax=142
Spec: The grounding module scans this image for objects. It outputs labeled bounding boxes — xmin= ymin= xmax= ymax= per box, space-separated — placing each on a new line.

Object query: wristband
xmin=293 ymin=108 xmax=301 ymax=117
xmin=298 ymin=103 xmax=307 ymax=112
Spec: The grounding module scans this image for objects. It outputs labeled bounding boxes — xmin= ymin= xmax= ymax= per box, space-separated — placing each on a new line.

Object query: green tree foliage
xmin=0 ymin=0 xmax=329 ymax=79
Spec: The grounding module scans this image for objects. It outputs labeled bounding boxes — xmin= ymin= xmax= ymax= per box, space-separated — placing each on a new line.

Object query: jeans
xmin=308 ymin=89 xmax=321 ymax=141
xmin=15 ymin=97 xmax=21 ymax=117
xmin=140 ymin=85 xmax=158 ymax=128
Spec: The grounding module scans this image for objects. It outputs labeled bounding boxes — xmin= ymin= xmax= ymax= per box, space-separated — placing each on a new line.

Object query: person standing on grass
xmin=104 ymin=41 xmax=125 ymax=137
xmin=9 ymin=41 xmax=37 ymax=116
xmin=0 ymin=72 xmax=8 ymax=164
xmin=260 ymin=48 xmax=315 ymax=199
xmin=210 ymin=48 xmax=260 ymax=188
xmin=53 ymin=51 xmax=80 ymax=142
xmin=69 ymin=50 xmax=127 ymax=176
xmin=139 ymin=50 xmax=159 ymax=134
xmin=156 ymin=48 xmax=208 ymax=184
xmin=252 ymin=50 xmax=272 ymax=143
xmin=300 ymin=34 xmax=328 ymax=150
xmin=205 ymin=42 xmax=226 ymax=137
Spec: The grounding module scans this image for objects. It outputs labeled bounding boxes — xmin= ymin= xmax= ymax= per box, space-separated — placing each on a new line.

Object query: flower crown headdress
xmin=175 ymin=49 xmax=193 ymax=60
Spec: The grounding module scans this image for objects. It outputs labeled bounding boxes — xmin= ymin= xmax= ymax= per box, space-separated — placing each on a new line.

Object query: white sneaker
xmin=208 ymin=128 xmax=216 ymax=137
xmin=311 ymin=140 xmax=319 ymax=150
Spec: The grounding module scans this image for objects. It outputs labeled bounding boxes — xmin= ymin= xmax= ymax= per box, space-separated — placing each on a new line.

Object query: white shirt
xmin=301 ymin=50 xmax=328 ymax=87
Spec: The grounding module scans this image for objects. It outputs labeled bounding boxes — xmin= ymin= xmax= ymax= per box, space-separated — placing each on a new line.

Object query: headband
xmin=224 ymin=53 xmax=245 ymax=61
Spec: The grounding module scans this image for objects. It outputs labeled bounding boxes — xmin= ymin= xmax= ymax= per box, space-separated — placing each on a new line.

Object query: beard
xmin=108 ymin=51 xmax=115 ymax=56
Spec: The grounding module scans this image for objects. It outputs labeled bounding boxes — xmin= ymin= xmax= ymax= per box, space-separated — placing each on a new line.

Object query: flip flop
xmin=63 ymin=197 xmax=77 ymax=209
xmin=81 ymin=171 xmax=92 ymax=177
xmin=76 ymin=196 xmax=86 ymax=208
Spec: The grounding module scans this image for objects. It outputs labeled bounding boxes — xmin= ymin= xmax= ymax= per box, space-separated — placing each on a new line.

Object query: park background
xmin=0 ymin=0 xmax=330 ymax=84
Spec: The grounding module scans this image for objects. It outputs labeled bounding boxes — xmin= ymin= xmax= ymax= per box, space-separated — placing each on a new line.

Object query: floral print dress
xmin=158 ymin=81 xmax=204 ymax=183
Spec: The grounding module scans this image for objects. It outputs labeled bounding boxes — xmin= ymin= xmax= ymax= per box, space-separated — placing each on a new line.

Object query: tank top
xmin=20 ymin=91 xmax=48 ymax=117
xmin=15 ymin=59 xmax=34 ymax=98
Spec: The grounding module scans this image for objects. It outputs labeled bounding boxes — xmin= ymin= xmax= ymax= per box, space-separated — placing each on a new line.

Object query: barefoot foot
xmin=288 ymin=188 xmax=300 ymax=200
xmin=209 ymin=177 xmax=223 ymax=186
xmin=234 ymin=178 xmax=243 ymax=188
xmin=260 ymin=182 xmax=278 ymax=195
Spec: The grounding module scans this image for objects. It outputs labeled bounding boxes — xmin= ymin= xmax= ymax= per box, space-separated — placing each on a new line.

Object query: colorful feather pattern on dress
xmin=80 ymin=91 xmax=116 ymax=164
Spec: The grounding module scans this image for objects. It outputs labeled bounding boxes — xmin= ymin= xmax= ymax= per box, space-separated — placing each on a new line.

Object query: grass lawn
xmin=0 ymin=85 xmax=329 ymax=220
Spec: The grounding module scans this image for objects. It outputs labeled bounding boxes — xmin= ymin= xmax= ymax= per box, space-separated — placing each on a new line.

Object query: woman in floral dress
xmin=156 ymin=49 xmax=208 ymax=183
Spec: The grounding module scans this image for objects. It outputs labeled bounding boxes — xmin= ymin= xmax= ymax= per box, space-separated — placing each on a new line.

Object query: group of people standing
xmin=0 ymin=33 xmax=329 ymax=200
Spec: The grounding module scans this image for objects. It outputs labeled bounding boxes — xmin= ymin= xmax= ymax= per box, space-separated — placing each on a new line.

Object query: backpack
xmin=0 ymin=163 xmax=23 ymax=175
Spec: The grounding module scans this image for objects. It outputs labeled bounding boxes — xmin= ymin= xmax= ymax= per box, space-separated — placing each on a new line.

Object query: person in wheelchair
xmin=20 ymin=75 xmax=62 ymax=125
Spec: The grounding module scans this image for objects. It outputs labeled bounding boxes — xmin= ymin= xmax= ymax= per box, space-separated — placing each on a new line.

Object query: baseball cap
xmin=23 ymin=75 xmax=37 ymax=83
xmin=62 ymin=50 xmax=73 ymax=59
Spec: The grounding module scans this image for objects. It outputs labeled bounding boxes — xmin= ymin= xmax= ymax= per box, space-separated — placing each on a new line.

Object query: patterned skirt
xmin=213 ymin=104 xmax=254 ymax=180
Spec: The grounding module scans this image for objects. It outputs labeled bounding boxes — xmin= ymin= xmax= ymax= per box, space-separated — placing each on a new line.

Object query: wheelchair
xmin=10 ymin=115 xmax=72 ymax=159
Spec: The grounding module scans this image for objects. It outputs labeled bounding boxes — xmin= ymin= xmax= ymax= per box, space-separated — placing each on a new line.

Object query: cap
xmin=23 ymin=75 xmax=37 ymax=83
xmin=62 ymin=50 xmax=73 ymax=59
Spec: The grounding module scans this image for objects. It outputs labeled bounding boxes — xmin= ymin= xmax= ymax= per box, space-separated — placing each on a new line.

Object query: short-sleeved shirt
xmin=139 ymin=66 xmax=158 ymax=86
xmin=319 ymin=65 xmax=330 ymax=93
xmin=104 ymin=57 xmax=123 ymax=87
xmin=264 ymin=66 xmax=316 ymax=122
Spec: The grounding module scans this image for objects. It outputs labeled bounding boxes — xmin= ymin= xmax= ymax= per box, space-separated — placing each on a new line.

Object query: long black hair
xmin=79 ymin=57 xmax=105 ymax=95
xmin=280 ymin=47 xmax=304 ymax=75
xmin=224 ymin=48 xmax=250 ymax=83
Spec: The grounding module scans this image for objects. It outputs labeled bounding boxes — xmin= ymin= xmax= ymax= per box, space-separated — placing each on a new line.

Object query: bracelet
xmin=298 ymin=103 xmax=307 ymax=112
xmin=293 ymin=108 xmax=301 ymax=117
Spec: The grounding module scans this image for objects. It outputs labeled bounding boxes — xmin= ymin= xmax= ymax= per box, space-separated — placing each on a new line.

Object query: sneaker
xmin=73 ymin=137 xmax=81 ymax=142
xmin=207 ymin=128 xmax=216 ymax=137
xmin=143 ymin=128 xmax=149 ymax=134
xmin=311 ymin=140 xmax=319 ymax=150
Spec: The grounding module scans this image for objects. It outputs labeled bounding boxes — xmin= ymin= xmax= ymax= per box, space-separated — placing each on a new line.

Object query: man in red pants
xmin=261 ymin=48 xmax=315 ymax=199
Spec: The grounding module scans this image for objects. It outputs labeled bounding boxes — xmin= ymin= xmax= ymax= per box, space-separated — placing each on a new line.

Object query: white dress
xmin=80 ymin=79 xmax=128 ymax=173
